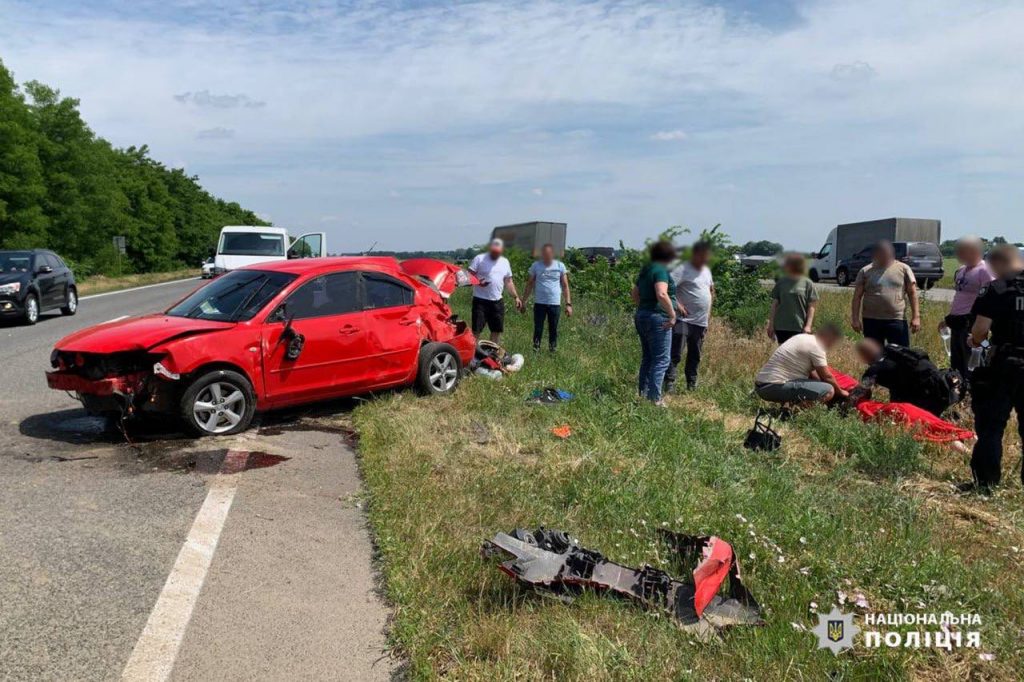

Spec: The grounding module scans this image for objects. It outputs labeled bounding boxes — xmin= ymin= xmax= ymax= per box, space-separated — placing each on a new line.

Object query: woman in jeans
xmin=631 ymin=240 xmax=678 ymax=405
xmin=767 ymin=253 xmax=819 ymax=345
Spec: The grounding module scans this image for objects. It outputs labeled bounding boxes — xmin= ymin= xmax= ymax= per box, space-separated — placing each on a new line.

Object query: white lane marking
xmin=80 ymin=277 xmax=200 ymax=301
xmin=121 ymin=450 xmax=249 ymax=682
xmin=104 ymin=315 xmax=130 ymax=324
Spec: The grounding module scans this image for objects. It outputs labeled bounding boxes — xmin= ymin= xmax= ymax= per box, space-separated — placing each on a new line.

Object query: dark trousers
xmin=863 ymin=318 xmax=910 ymax=347
xmin=533 ymin=304 xmax=561 ymax=350
xmin=774 ymin=329 xmax=801 ymax=345
xmin=666 ymin=321 xmax=707 ymax=389
xmin=971 ymin=380 xmax=1024 ymax=487
xmin=945 ymin=314 xmax=973 ymax=377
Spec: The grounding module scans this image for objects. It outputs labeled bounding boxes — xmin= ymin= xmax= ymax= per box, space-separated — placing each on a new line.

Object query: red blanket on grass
xmin=830 ymin=369 xmax=975 ymax=443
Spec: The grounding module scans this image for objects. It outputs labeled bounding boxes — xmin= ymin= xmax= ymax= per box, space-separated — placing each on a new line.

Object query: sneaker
xmin=532 ymin=343 xmax=541 ymax=352
xmin=955 ymin=480 xmax=993 ymax=497
xmin=686 ymin=382 xmax=697 ymax=391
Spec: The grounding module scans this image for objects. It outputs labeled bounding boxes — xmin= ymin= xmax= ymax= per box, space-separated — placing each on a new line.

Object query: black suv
xmin=835 ymin=241 xmax=944 ymax=289
xmin=0 ymin=249 xmax=78 ymax=325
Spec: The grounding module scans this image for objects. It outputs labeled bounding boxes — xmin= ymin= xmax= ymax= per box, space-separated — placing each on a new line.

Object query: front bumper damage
xmin=46 ymin=351 xmax=179 ymax=417
xmin=482 ymin=527 xmax=762 ymax=637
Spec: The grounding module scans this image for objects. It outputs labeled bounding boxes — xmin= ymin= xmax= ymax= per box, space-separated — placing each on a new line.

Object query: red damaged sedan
xmin=46 ymin=257 xmax=476 ymax=436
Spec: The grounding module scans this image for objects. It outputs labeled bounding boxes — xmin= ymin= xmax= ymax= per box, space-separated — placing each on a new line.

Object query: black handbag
xmin=743 ymin=410 xmax=782 ymax=452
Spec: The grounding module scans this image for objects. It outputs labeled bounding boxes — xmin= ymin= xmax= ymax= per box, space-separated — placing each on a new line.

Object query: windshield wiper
xmin=231 ymin=277 xmax=272 ymax=321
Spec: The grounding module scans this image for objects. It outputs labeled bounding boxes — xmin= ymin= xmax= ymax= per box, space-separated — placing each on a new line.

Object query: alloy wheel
xmin=428 ymin=352 xmax=458 ymax=392
xmin=26 ymin=297 xmax=38 ymax=323
xmin=67 ymin=291 xmax=77 ymax=312
xmin=192 ymin=381 xmax=246 ymax=434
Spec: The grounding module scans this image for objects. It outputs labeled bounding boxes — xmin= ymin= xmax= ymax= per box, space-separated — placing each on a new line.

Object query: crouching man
xmin=754 ymin=325 xmax=848 ymax=406
xmin=854 ymin=339 xmax=963 ymax=417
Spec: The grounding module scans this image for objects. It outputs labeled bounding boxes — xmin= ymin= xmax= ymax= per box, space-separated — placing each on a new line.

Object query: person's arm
xmin=851 ymin=275 xmax=865 ymax=332
xmin=523 ymin=270 xmax=536 ymax=302
xmin=560 ymin=271 xmax=573 ymax=316
xmin=654 ymin=281 xmax=676 ymax=328
xmin=813 ymin=364 xmax=849 ymax=399
xmin=767 ymin=299 xmax=779 ymax=339
xmin=969 ymin=315 xmax=992 ymax=348
xmin=504 ymin=275 xmax=523 ymax=312
xmin=906 ymin=269 xmax=921 ymax=333
xmin=804 ymin=301 xmax=817 ymax=333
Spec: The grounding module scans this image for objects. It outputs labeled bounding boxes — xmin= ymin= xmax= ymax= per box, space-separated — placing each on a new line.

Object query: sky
xmin=1 ymin=0 xmax=1022 ymax=252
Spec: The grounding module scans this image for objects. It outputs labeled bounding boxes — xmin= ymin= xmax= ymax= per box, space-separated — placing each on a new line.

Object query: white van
xmin=212 ymin=226 xmax=326 ymax=274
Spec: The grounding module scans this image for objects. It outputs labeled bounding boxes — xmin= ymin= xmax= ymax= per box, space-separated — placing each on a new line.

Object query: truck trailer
xmin=808 ymin=218 xmax=941 ymax=284
xmin=490 ymin=221 xmax=567 ymax=258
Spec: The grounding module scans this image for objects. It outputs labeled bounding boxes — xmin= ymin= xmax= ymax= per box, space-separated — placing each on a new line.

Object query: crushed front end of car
xmin=47 ymin=349 xmax=181 ymax=419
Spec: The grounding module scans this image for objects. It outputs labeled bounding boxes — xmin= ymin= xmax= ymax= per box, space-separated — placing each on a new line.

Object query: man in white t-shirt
xmin=468 ymin=238 xmax=523 ymax=343
xmin=666 ymin=241 xmax=715 ymax=391
xmin=754 ymin=324 xmax=848 ymax=405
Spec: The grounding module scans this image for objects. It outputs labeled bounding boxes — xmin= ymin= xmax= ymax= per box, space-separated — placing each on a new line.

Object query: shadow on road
xmin=0 ymin=312 xmax=65 ymax=329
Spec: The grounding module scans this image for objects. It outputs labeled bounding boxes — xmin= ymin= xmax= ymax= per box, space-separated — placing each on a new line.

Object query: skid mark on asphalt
xmin=121 ymin=450 xmax=248 ymax=682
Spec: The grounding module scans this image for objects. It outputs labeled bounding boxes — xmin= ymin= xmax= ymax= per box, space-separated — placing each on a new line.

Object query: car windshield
xmin=166 ymin=270 xmax=296 ymax=321
xmin=219 ymin=232 xmax=286 ymax=257
xmin=0 ymin=251 xmax=32 ymax=273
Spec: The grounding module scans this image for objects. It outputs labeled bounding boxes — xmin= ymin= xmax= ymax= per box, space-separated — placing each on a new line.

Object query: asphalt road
xmin=0 ymin=279 xmax=393 ymax=681
xmin=813 ymin=280 xmax=955 ymax=303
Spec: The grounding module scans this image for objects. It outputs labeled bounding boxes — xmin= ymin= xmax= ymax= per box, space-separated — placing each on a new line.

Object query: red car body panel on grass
xmin=46 ymin=257 xmax=477 ymax=430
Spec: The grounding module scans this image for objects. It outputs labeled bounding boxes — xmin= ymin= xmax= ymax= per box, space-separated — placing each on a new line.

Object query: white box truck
xmin=490 ymin=221 xmax=567 ymax=258
xmin=809 ymin=218 xmax=941 ymax=285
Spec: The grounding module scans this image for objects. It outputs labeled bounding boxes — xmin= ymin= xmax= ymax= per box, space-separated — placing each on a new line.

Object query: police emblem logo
xmin=812 ymin=607 xmax=859 ymax=654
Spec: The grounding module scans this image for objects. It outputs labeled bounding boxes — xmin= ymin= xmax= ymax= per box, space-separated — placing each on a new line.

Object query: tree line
xmin=0 ymin=59 xmax=266 ymax=277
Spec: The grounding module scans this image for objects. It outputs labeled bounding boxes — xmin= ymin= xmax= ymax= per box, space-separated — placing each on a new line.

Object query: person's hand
xmin=677 ymin=303 xmax=688 ymax=317
xmin=565 ymin=303 xmax=573 ymax=317
xmin=663 ymin=316 xmax=676 ymax=330
xmin=851 ymin=317 xmax=862 ymax=333
xmin=936 ymin=319 xmax=947 ymax=332
xmin=910 ymin=316 xmax=921 ymax=334
xmin=837 ymin=388 xmax=850 ymax=399
xmin=514 ymin=297 xmax=524 ymax=313
xmin=802 ymin=325 xmax=813 ymax=334
xmin=766 ymin=324 xmax=775 ymax=340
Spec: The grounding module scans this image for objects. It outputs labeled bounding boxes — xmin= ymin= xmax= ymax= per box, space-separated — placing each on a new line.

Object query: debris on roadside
xmin=743 ymin=410 xmax=781 ymax=452
xmin=481 ymin=527 xmax=763 ymax=636
xmin=527 ymin=387 xmax=574 ymax=405
xmin=469 ymin=340 xmax=525 ymax=380
xmin=550 ymin=425 xmax=572 ymax=439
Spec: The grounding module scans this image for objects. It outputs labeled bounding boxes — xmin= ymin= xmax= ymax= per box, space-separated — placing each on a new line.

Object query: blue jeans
xmin=635 ymin=309 xmax=672 ymax=402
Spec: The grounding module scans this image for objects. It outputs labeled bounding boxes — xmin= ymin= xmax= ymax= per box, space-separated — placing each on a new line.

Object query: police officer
xmin=967 ymin=244 xmax=1024 ymax=491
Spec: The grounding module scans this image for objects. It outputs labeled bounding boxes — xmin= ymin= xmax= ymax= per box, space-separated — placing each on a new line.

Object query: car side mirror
xmin=37 ymin=265 xmax=53 ymax=274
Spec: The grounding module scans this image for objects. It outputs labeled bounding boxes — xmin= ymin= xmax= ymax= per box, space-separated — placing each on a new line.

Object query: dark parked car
xmin=0 ymin=249 xmax=78 ymax=325
xmin=834 ymin=241 xmax=944 ymax=289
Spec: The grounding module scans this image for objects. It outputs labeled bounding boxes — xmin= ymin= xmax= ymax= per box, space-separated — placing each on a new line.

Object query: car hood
xmin=55 ymin=314 xmax=235 ymax=353
xmin=0 ymin=272 xmax=28 ymax=285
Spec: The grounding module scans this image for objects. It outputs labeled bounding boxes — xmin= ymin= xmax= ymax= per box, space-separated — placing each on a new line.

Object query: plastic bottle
xmin=967 ymin=340 xmax=990 ymax=372
xmin=938 ymin=324 xmax=951 ymax=359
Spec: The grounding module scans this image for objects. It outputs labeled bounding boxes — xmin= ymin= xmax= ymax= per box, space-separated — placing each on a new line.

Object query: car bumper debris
xmin=482 ymin=527 xmax=762 ymax=637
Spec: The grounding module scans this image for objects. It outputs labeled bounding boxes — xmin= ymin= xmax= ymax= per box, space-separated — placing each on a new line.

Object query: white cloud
xmin=650 ymin=130 xmax=688 ymax=141
xmin=1 ymin=0 xmax=1022 ymax=251
xmin=196 ymin=126 xmax=234 ymax=140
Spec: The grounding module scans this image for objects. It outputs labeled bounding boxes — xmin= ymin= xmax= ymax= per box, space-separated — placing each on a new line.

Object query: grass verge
xmin=76 ymin=269 xmax=198 ymax=296
xmin=351 ymin=290 xmax=1024 ymax=680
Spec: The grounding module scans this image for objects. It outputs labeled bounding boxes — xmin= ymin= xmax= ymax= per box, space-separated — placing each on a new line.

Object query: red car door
xmin=261 ymin=271 xmax=370 ymax=405
xmin=359 ymin=272 xmax=422 ymax=387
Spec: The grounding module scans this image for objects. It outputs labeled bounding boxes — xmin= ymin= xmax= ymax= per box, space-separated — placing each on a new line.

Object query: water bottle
xmin=967 ymin=340 xmax=990 ymax=372
xmin=938 ymin=324 xmax=952 ymax=359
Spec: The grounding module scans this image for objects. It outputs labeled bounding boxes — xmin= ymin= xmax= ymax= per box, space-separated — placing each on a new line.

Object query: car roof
xmin=239 ymin=256 xmax=401 ymax=275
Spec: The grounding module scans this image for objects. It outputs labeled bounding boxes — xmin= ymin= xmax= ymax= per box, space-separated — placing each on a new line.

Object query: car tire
xmin=180 ymin=369 xmax=256 ymax=437
xmin=61 ymin=287 xmax=78 ymax=315
xmin=23 ymin=293 xmax=39 ymax=325
xmin=416 ymin=342 xmax=463 ymax=396
xmin=809 ymin=269 xmax=819 ymax=283
xmin=918 ymin=278 xmax=935 ymax=290
xmin=836 ymin=267 xmax=850 ymax=287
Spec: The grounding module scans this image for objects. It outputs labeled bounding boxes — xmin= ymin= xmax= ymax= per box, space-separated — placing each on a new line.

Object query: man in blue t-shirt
xmin=524 ymin=243 xmax=572 ymax=351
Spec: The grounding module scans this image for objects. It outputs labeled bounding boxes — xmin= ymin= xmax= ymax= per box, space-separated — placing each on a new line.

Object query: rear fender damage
xmin=482 ymin=527 xmax=762 ymax=637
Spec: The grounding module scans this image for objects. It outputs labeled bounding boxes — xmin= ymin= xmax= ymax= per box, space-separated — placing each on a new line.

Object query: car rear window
xmin=908 ymin=242 xmax=941 ymax=258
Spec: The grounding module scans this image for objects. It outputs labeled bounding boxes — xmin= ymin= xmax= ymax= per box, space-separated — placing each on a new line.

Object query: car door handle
xmin=339 ymin=325 xmax=358 ymax=335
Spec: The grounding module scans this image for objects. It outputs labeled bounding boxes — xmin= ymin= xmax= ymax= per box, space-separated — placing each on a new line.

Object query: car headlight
xmin=0 ymin=282 xmax=21 ymax=296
